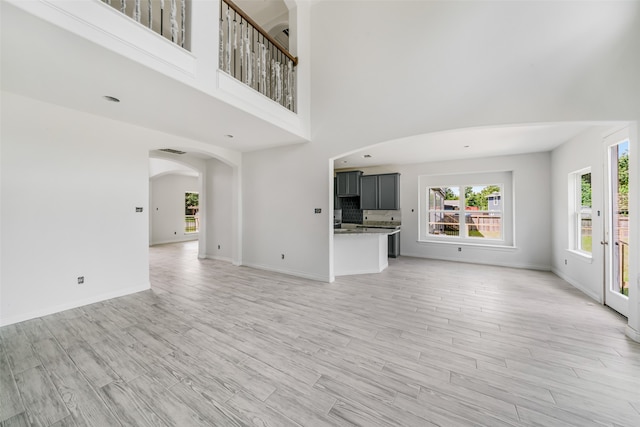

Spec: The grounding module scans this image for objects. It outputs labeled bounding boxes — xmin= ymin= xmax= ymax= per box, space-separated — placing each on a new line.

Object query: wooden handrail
xmin=224 ymin=0 xmax=298 ymax=66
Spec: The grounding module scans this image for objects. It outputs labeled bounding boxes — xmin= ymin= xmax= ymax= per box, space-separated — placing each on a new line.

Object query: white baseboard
xmin=150 ymin=236 xmax=198 ymax=246
xmin=400 ymin=252 xmax=551 ymax=272
xmin=205 ymin=254 xmax=233 ymax=263
xmin=241 ymin=262 xmax=330 ymax=283
xmin=0 ymin=282 xmax=151 ymax=327
xmin=551 ymin=268 xmax=602 ymax=303
xmin=626 ymin=325 xmax=640 ymax=343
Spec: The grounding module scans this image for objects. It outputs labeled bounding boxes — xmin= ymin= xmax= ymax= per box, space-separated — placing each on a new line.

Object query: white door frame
xmin=603 ymin=127 xmax=630 ymax=316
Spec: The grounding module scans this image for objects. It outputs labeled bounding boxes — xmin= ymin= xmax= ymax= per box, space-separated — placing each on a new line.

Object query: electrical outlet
xmin=218 ymin=245 xmax=221 ymax=250
xmin=77 ymin=276 xmax=84 ymax=284
xmin=564 ymin=259 xmax=567 ymax=265
xmin=281 ymin=254 xmax=285 ymax=260
xmin=458 ymin=247 xmax=462 ymax=252
xmin=314 ymin=208 xmax=321 ymax=214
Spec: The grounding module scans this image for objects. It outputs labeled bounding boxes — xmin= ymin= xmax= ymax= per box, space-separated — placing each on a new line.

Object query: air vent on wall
xmin=159 ymin=148 xmax=186 ymax=155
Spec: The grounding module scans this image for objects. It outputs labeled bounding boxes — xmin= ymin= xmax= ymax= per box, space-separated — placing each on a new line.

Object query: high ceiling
xmin=0 ymin=1 xmax=303 ymax=153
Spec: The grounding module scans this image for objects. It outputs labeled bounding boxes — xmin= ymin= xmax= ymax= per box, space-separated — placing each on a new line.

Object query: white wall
xmin=1 ymin=93 xmax=150 ymax=326
xmin=242 ymin=0 xmax=640 ymax=285
xmin=550 ymin=127 xmax=609 ymax=302
xmin=242 ymin=143 xmax=331 ymax=281
xmin=205 ymin=158 xmax=234 ymax=262
xmin=150 ymin=174 xmax=199 ymax=245
xmin=0 ymin=92 xmax=245 ymax=326
xmin=398 ymin=153 xmax=551 ymax=270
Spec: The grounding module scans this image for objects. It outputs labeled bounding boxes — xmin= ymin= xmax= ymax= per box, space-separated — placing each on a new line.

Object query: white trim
xmin=28 ymin=0 xmax=198 ymax=76
xmin=625 ymin=325 xmax=640 ymax=343
xmin=565 ymin=249 xmax=593 ymax=263
xmin=401 ymin=252 xmax=549 ymax=271
xmin=552 ymin=268 xmax=603 ymax=303
xmin=419 ymin=171 xmax=513 ymax=246
xmin=241 ymin=262 xmax=329 ymax=283
xmin=0 ymin=283 xmax=151 ymax=327
xmin=416 ymin=240 xmax=517 ymax=251
xmin=205 ymin=254 xmax=233 ymax=263
xmin=150 ymin=235 xmax=198 ymax=245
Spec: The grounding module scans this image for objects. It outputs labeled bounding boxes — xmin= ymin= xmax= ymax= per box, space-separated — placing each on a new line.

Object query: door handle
xmin=600 ymin=241 xmax=609 ymax=245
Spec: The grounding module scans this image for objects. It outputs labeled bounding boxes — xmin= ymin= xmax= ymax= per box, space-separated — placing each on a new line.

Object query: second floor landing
xmin=1 ymin=0 xmax=310 ymax=152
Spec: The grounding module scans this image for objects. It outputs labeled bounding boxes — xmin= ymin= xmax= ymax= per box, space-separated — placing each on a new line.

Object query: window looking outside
xmin=570 ymin=169 xmax=592 ymax=254
xmin=185 ymin=192 xmax=199 ymax=233
xmin=428 ymin=184 xmax=503 ymax=240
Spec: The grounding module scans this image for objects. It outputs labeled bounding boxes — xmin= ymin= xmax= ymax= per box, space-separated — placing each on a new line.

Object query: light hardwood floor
xmin=2 ymin=241 xmax=640 ymax=426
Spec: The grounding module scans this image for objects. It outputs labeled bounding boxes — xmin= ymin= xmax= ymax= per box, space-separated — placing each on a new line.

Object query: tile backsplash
xmin=340 ymin=197 xmax=363 ymax=224
xmin=363 ymin=210 xmax=401 ymax=224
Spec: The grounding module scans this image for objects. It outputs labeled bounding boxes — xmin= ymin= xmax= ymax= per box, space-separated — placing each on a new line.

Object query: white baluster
xmin=239 ymin=22 xmax=245 ymax=78
xmin=260 ymin=43 xmax=267 ymax=95
xmin=147 ymin=0 xmax=152 ymax=29
xmin=219 ymin=19 xmax=224 ymax=69
xmin=275 ymin=62 xmax=282 ymax=103
xmin=244 ymin=25 xmax=251 ymax=85
xmin=134 ymin=0 xmax=140 ymax=22
xmin=286 ymin=60 xmax=293 ymax=110
xmin=160 ymin=0 xmax=164 ymax=35
xmin=225 ymin=9 xmax=231 ymax=73
xmin=181 ymin=0 xmax=185 ymax=47
xmin=170 ymin=0 xmax=177 ymax=43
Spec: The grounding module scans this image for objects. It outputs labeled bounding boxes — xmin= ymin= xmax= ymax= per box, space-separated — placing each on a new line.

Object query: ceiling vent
xmin=159 ymin=148 xmax=186 ymax=155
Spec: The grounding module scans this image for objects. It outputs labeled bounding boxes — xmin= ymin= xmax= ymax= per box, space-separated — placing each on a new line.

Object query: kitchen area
xmin=334 ymin=170 xmax=401 ymax=276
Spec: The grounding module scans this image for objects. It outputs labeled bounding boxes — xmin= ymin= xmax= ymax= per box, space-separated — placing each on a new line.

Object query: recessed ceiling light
xmin=225 ymin=134 xmax=234 ymax=138
xmin=363 ymin=154 xmax=372 ymax=158
xmin=103 ymin=95 xmax=120 ymax=103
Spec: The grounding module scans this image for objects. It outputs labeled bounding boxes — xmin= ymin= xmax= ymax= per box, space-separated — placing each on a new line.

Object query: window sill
xmin=566 ymin=249 xmax=593 ymax=263
xmin=417 ymin=240 xmax=517 ymax=251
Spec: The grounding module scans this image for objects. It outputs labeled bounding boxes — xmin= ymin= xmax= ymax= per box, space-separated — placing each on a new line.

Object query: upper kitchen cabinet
xmin=360 ymin=173 xmax=400 ymax=210
xmin=360 ymin=175 xmax=379 ymax=209
xmin=336 ymin=171 xmax=362 ymax=197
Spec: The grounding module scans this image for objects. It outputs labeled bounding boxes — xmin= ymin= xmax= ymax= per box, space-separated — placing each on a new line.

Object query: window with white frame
xmin=569 ymin=168 xmax=592 ymax=254
xmin=427 ymin=185 xmax=503 ymax=240
xmin=419 ymin=171 xmax=513 ymax=245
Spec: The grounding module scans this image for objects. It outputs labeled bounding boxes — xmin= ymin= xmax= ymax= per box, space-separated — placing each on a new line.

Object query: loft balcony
xmin=98 ymin=0 xmax=297 ymax=113
xmin=2 ymin=0 xmax=309 ymax=150
xmin=219 ymin=0 xmax=297 ymax=113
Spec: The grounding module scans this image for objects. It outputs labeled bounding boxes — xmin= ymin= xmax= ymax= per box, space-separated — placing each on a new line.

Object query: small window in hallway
xmin=185 ymin=191 xmax=199 ymax=233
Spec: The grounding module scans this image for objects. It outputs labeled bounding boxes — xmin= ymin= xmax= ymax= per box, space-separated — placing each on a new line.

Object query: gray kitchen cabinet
xmin=360 ymin=173 xmax=400 ymax=210
xmin=360 ymin=175 xmax=378 ymax=209
xmin=336 ymin=171 xmax=362 ymax=197
xmin=334 ymin=177 xmax=341 ymax=209
xmin=388 ymin=232 xmax=400 ymax=258
xmin=378 ymin=173 xmax=400 ymax=210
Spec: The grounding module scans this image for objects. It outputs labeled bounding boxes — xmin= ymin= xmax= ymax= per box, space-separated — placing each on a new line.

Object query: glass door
xmin=603 ymin=128 xmax=630 ymax=316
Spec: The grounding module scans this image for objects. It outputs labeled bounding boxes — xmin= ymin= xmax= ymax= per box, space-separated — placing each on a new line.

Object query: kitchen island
xmin=334 ymin=227 xmax=400 ymax=276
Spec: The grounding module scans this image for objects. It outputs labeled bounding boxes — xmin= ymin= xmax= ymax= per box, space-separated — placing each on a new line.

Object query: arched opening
xmin=148 ymin=148 xmax=241 ymax=272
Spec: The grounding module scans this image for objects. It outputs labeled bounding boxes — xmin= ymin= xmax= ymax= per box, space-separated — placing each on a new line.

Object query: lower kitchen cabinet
xmin=388 ymin=232 xmax=400 ymax=258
